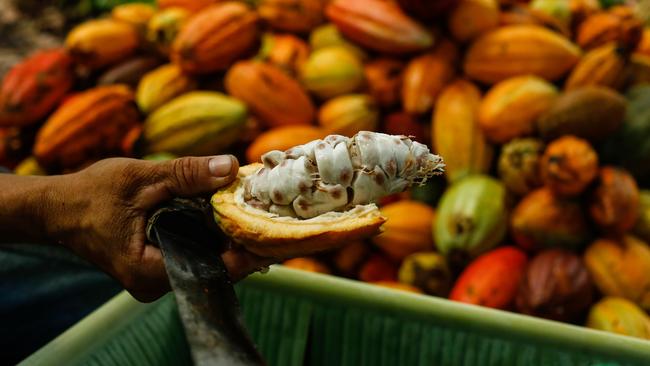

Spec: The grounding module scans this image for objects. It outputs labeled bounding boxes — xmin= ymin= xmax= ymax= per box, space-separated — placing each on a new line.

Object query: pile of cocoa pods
xmin=1 ymin=0 xmax=650 ymax=339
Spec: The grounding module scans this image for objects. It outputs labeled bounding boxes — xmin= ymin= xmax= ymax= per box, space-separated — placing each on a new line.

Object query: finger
xmin=126 ymin=245 xmax=171 ymax=302
xmin=222 ymin=249 xmax=278 ymax=282
xmin=160 ymin=155 xmax=239 ymax=197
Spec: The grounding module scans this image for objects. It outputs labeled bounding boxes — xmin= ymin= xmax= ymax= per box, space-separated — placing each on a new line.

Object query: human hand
xmin=44 ymin=156 xmax=275 ymax=302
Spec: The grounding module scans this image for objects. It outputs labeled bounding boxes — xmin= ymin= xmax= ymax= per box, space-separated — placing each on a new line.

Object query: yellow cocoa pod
xmin=143 ymin=91 xmax=248 ymax=156
xmin=112 ymin=3 xmax=156 ymax=34
xmin=464 ymin=25 xmax=581 ymax=84
xmin=309 ymin=23 xmax=368 ymax=61
xmin=372 ymin=200 xmax=436 ymax=261
xmin=448 ymin=0 xmax=499 ymax=43
xmin=586 ymin=297 xmax=650 ymax=339
xmin=300 ymin=46 xmax=365 ymax=100
xmin=66 ymin=19 xmax=139 ymax=70
xmin=136 ymin=64 xmax=197 ymax=115
xmin=433 ymin=79 xmax=493 ymax=183
xmin=398 ymin=251 xmax=452 ymax=297
xmin=565 ymin=43 xmax=628 ymax=90
xmin=318 ymin=94 xmax=378 ymax=137
xmin=584 ymin=236 xmax=650 ymax=310
xmin=478 ymin=75 xmax=558 ymax=144
xmin=13 ymin=156 xmax=46 ymax=176
xmin=146 ymin=7 xmax=190 ymax=56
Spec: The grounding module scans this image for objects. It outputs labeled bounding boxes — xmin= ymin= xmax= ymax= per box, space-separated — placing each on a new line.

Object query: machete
xmin=146 ymin=198 xmax=266 ymax=366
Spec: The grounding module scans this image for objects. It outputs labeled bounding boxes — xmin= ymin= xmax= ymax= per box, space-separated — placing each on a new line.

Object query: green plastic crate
xmin=21 ymin=266 xmax=650 ymax=366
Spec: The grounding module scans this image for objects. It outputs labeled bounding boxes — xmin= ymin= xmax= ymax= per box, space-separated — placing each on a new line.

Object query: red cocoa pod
xmin=516 ymin=249 xmax=594 ymax=322
xmin=0 ymin=48 xmax=74 ymax=127
xmin=225 ymin=60 xmax=315 ymax=128
xmin=364 ymin=58 xmax=404 ymax=108
xmin=325 ymin=0 xmax=434 ymax=54
xmin=359 ymin=254 xmax=398 ymax=282
xmin=450 ymin=246 xmax=528 ymax=309
xmin=171 ymin=2 xmax=260 ymax=74
xmin=383 ymin=112 xmax=429 ymax=146
xmin=589 ymin=166 xmax=640 ymax=235
xmin=34 ymin=85 xmax=140 ymax=170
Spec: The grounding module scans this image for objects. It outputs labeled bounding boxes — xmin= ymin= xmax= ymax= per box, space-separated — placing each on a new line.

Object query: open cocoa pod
xmin=211 ymin=131 xmax=444 ymax=258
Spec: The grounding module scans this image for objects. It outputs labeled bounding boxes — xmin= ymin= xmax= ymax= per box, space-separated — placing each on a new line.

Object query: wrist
xmin=32 ymin=174 xmax=80 ymax=246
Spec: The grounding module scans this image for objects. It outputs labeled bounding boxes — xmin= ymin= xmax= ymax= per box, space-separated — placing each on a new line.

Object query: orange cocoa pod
xmin=283 ymin=257 xmax=331 ymax=274
xmin=372 ymin=281 xmax=423 ymax=294
xmin=576 ymin=6 xmax=642 ymax=51
xmin=448 ymin=0 xmax=499 ymax=43
xmin=364 ymin=58 xmax=404 ymax=108
xmin=565 ymin=43 xmax=628 ymax=91
xmin=34 ymin=85 xmax=140 ymax=170
xmin=0 ymin=48 xmax=74 ymax=127
xmin=157 ymin=0 xmax=220 ymax=13
xmin=66 ymin=19 xmax=139 ymax=70
xmin=359 ymin=254 xmax=398 ymax=282
xmin=589 ymin=166 xmax=640 ymax=234
xmin=450 ymin=246 xmax=528 ymax=309
xmin=332 ymin=241 xmax=369 ymax=276
xmin=245 ymin=125 xmax=325 ymax=163
xmin=541 ymin=135 xmax=599 ymax=197
xmin=464 ymin=25 xmax=581 ymax=84
xmin=584 ymin=236 xmax=650 ymax=310
xmin=636 ymin=28 xmax=650 ymax=57
xmin=433 ymin=79 xmax=493 ymax=183
xmin=258 ymin=0 xmax=326 ymax=33
xmin=325 ymin=0 xmax=434 ymax=54
xmin=171 ymin=2 xmax=259 ymax=74
xmin=371 ymin=200 xmax=435 ymax=261
xmin=225 ymin=61 xmax=315 ymax=128
xmin=257 ymin=33 xmax=310 ymax=76
xmin=499 ymin=5 xmax=544 ymax=27
xmin=478 ymin=75 xmax=558 ymax=144
xmin=383 ymin=112 xmax=429 ymax=145
xmin=401 ymin=39 xmax=458 ymax=115
xmin=498 ymin=5 xmax=570 ymax=37
xmin=511 ymin=187 xmax=591 ymax=251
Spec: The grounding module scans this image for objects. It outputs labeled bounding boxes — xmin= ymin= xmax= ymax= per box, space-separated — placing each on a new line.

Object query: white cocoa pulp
xmin=242 ymin=131 xmax=444 ymax=219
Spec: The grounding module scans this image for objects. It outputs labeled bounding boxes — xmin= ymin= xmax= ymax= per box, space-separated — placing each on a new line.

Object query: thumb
xmin=161 ymin=155 xmax=239 ymax=197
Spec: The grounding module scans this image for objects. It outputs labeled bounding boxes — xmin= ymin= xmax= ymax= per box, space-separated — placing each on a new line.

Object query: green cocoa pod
xmin=300 ymin=46 xmax=365 ymax=100
xmin=586 ymin=297 xmax=650 ymax=340
xmin=498 ymin=138 xmax=545 ymax=196
xmin=537 ymin=86 xmax=626 ymax=143
xmin=435 ymin=175 xmax=508 ymax=266
xmin=600 ymin=85 xmax=650 ymax=187
xmin=143 ymin=91 xmax=247 ymax=156
xmin=634 ymin=190 xmax=650 ymax=243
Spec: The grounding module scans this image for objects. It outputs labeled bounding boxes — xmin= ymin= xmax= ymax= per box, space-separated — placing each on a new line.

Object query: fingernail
xmin=209 ymin=155 xmax=233 ymax=177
